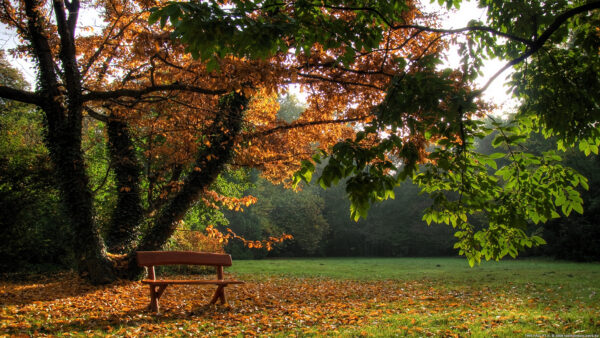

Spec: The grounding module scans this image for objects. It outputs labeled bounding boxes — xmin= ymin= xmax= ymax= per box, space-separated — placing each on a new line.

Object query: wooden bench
xmin=136 ymin=251 xmax=244 ymax=312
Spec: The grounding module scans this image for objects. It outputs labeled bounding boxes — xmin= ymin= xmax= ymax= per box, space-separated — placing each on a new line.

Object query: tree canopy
xmin=153 ymin=0 xmax=600 ymax=265
xmin=0 ymin=0 xmax=437 ymax=283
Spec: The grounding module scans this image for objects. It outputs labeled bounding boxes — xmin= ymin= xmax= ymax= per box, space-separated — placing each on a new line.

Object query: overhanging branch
xmin=315 ymin=3 xmax=535 ymax=46
xmin=82 ymin=84 xmax=229 ymax=102
xmin=298 ymin=73 xmax=384 ymax=90
xmin=0 ymin=86 xmax=43 ymax=105
xmin=477 ymin=1 xmax=600 ymax=95
xmin=391 ymin=24 xmax=534 ymax=46
xmin=83 ymin=106 xmax=108 ymax=122
xmin=247 ymin=116 xmax=367 ymax=139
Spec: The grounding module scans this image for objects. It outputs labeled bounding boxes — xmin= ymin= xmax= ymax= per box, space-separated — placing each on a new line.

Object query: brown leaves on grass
xmin=1 ymin=272 xmax=599 ymax=336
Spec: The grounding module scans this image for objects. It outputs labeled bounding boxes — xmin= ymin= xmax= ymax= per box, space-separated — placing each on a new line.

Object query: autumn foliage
xmin=0 ymin=0 xmax=455 ymax=283
xmin=205 ymin=225 xmax=293 ymax=252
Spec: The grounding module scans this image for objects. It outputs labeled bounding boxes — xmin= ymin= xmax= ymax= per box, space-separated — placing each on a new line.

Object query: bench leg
xmin=149 ymin=284 xmax=168 ymax=313
xmin=209 ymin=285 xmax=227 ymax=305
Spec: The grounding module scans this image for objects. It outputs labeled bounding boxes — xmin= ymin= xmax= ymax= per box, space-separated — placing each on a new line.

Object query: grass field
xmin=231 ymin=258 xmax=600 ymax=336
xmin=1 ymin=257 xmax=599 ymax=336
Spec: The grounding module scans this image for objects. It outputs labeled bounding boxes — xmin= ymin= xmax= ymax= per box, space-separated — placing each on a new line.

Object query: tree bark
xmin=23 ymin=0 xmax=116 ymax=284
xmin=106 ymin=116 xmax=144 ymax=253
xmin=43 ymin=109 xmax=117 ymax=283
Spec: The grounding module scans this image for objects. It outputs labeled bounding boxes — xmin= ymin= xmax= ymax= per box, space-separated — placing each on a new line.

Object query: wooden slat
xmin=141 ymin=279 xmax=244 ymax=285
xmin=136 ymin=251 xmax=233 ymax=267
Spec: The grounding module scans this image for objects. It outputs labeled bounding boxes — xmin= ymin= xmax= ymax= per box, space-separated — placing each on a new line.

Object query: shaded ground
xmin=1 ymin=258 xmax=599 ymax=336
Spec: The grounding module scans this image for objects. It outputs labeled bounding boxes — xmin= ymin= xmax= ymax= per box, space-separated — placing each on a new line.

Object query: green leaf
xmin=491 ymin=135 xmax=504 ymax=147
xmin=572 ymin=203 xmax=584 ymax=215
xmin=148 ymin=9 xmax=161 ymax=26
xmin=531 ymin=236 xmax=547 ymax=245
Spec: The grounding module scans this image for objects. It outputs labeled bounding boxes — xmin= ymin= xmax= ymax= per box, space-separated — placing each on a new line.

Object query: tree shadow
xmin=0 ymin=271 xmax=128 ymax=306
xmin=12 ymin=304 xmax=242 ymax=335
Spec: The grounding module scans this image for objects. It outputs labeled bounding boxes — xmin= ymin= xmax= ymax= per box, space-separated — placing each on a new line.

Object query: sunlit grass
xmin=232 ymin=257 xmax=600 ymax=336
xmin=231 ymin=257 xmax=599 ymax=286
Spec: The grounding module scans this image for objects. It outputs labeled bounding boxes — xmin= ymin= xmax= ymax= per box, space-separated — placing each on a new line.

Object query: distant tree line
xmin=223 ymin=172 xmax=457 ymax=259
xmin=223 ymin=167 xmax=599 ymax=262
xmin=223 ymin=126 xmax=600 ymax=262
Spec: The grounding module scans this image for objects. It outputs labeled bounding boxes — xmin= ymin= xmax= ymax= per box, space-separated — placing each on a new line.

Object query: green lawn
xmin=228 ymin=257 xmax=600 ymax=336
xmin=229 ymin=256 xmax=600 ymax=285
xmin=229 ymin=257 xmax=600 ymax=302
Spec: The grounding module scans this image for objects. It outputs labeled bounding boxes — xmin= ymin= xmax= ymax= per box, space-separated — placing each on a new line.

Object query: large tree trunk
xmin=118 ymin=93 xmax=247 ymax=279
xmin=24 ymin=0 xmax=116 ymax=284
xmin=43 ymin=111 xmax=117 ymax=284
xmin=106 ymin=116 xmax=144 ymax=253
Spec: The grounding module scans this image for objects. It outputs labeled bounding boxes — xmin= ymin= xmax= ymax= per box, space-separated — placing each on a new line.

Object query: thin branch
xmin=297 ymin=61 xmax=394 ymax=77
xmin=380 ymin=28 xmax=393 ymax=73
xmin=313 ymin=3 xmax=534 ymax=45
xmin=477 ymin=1 xmax=600 ymax=95
xmin=82 ymin=84 xmax=228 ymax=102
xmin=1 ymin=1 xmax=27 ymax=35
xmin=81 ymin=13 xmax=142 ymax=78
xmin=392 ymin=24 xmax=533 ymax=46
xmin=298 ymin=73 xmax=384 ymax=90
xmin=91 ymin=159 xmax=113 ymax=193
xmin=534 ymin=2 xmax=600 ymax=50
xmin=153 ymin=53 xmax=197 ymax=75
xmin=247 ymin=116 xmax=367 ymax=139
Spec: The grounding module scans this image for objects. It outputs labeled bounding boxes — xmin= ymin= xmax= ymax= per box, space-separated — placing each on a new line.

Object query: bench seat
xmin=136 ymin=251 xmax=244 ymax=313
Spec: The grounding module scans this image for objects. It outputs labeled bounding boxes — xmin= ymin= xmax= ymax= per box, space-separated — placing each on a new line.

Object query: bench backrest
xmin=136 ymin=251 xmax=233 ymax=267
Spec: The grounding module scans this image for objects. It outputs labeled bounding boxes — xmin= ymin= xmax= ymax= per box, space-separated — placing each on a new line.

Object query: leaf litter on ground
xmin=1 ymin=264 xmax=599 ymax=336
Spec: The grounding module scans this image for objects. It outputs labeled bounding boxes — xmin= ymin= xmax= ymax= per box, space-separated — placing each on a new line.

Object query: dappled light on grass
xmin=1 ymin=264 xmax=599 ymax=336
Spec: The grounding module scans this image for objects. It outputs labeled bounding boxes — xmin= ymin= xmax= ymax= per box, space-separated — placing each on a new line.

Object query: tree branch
xmin=23 ymin=0 xmax=61 ymax=111
xmin=83 ymin=106 xmax=108 ymax=122
xmin=0 ymin=86 xmax=42 ymax=105
xmin=0 ymin=1 xmax=27 ymax=35
xmin=81 ymin=13 xmax=141 ymax=79
xmin=297 ymin=61 xmax=394 ymax=77
xmin=63 ymin=0 xmax=79 ymax=34
xmin=314 ymin=3 xmax=535 ymax=46
xmin=298 ymin=73 xmax=384 ymax=91
xmin=391 ymin=24 xmax=534 ymax=46
xmin=82 ymin=84 xmax=229 ymax=102
xmin=247 ymin=116 xmax=367 ymax=139
xmin=52 ymin=0 xmax=82 ymax=122
xmin=478 ymin=1 xmax=600 ymax=94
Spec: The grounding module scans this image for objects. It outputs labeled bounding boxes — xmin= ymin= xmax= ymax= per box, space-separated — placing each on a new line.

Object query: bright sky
xmin=0 ymin=1 xmax=515 ymax=111
xmin=431 ymin=1 xmax=517 ymax=112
